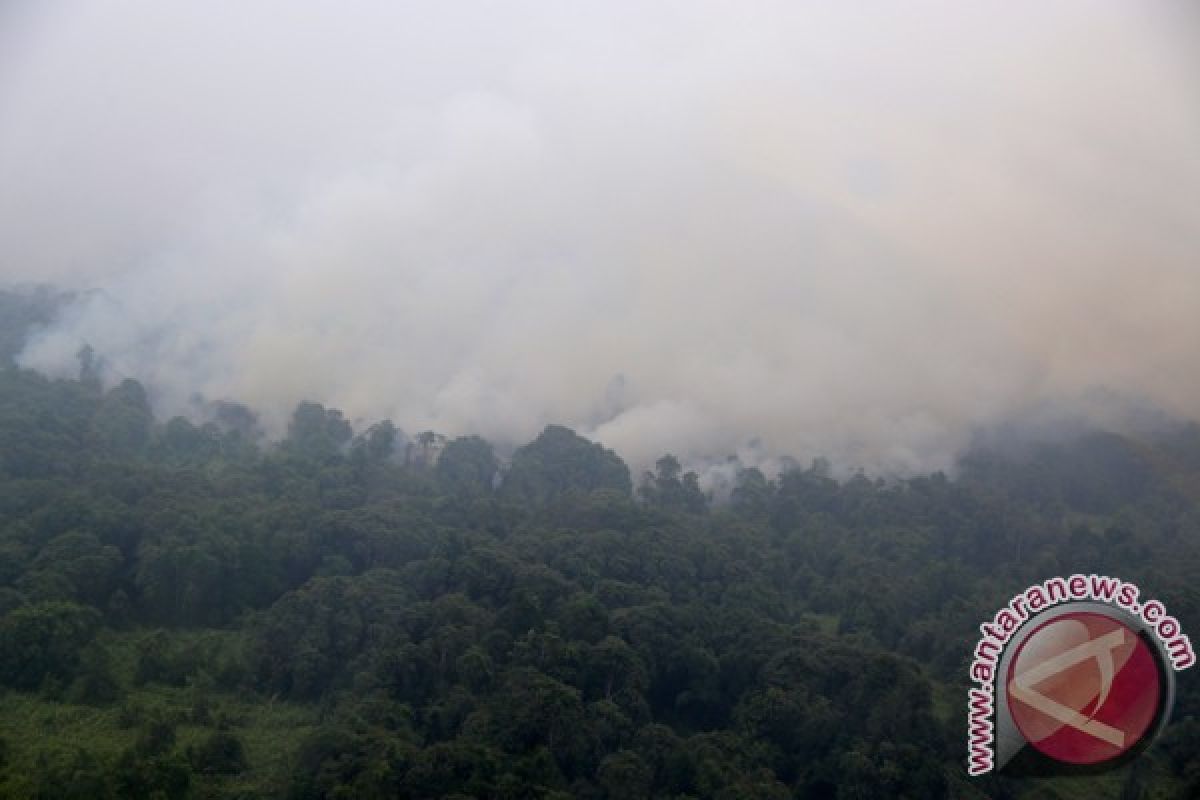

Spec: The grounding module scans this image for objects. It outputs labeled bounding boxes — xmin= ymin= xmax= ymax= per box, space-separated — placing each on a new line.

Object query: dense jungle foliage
xmin=0 ymin=301 xmax=1198 ymax=798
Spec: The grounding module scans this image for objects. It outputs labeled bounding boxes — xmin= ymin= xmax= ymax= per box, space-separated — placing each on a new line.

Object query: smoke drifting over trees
xmin=2 ymin=1 xmax=1198 ymax=473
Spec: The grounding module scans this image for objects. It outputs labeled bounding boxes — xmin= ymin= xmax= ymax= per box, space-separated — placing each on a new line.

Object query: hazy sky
xmin=2 ymin=1 xmax=1198 ymax=474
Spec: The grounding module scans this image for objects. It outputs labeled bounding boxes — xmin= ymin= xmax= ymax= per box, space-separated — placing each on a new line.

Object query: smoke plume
xmin=2 ymin=1 xmax=1198 ymax=474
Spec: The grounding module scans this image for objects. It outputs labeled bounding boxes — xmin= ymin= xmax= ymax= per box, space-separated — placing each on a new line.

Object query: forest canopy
xmin=0 ymin=340 xmax=1198 ymax=798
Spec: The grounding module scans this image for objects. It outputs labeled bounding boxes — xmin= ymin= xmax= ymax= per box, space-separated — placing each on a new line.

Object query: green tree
xmin=88 ymin=380 xmax=152 ymax=455
xmin=285 ymin=402 xmax=353 ymax=460
xmin=437 ymin=435 xmax=498 ymax=495
xmin=0 ymin=602 xmax=100 ymax=689
xmin=187 ymin=729 xmax=247 ymax=775
xmin=502 ymin=425 xmax=631 ymax=504
xmin=597 ymin=750 xmax=652 ymax=799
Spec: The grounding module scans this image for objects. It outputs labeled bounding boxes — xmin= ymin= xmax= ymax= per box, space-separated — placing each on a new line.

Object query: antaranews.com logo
xmin=967 ymin=574 xmax=1193 ymax=777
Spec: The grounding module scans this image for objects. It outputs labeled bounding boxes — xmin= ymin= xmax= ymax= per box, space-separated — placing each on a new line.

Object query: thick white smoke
xmin=2 ymin=1 xmax=1198 ymax=474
